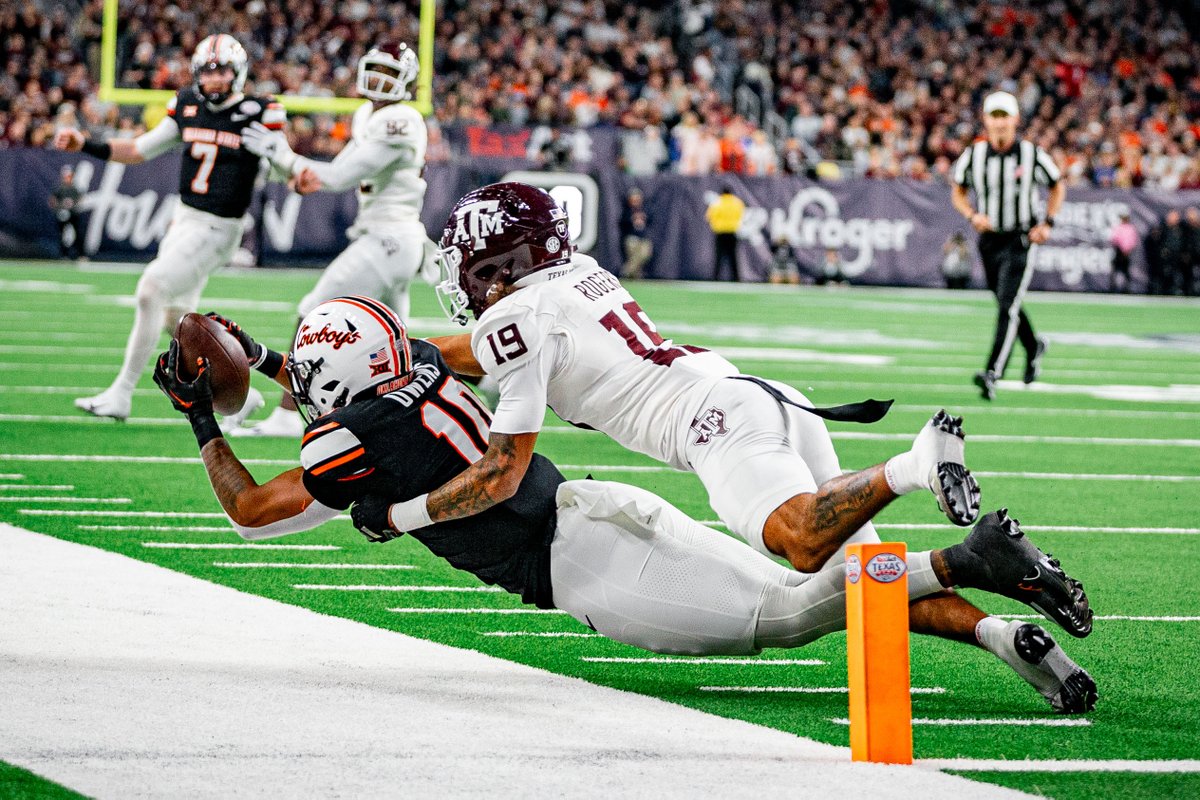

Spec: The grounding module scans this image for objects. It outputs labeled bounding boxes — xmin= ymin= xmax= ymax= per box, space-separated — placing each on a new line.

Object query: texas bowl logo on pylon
xmin=846 ymin=554 xmax=862 ymax=585
xmin=865 ymin=553 xmax=907 ymax=583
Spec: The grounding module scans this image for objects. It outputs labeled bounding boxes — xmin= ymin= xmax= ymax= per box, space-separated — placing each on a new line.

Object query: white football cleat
xmin=915 ymin=410 xmax=981 ymax=526
xmin=230 ymin=406 xmax=305 ymax=438
xmin=219 ymin=387 xmax=265 ymax=434
xmin=994 ymin=620 xmax=1097 ymax=714
xmin=74 ymin=388 xmax=132 ymax=421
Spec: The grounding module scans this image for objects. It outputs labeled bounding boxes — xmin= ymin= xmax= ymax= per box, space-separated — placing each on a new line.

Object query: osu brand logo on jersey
xmin=296 ymin=324 xmax=363 ymax=350
xmin=367 ymin=349 xmax=391 ymax=377
xmin=449 ymin=199 xmax=506 ymax=249
xmin=690 ymin=406 xmax=730 ymax=445
xmin=182 ymin=105 xmax=198 ymax=117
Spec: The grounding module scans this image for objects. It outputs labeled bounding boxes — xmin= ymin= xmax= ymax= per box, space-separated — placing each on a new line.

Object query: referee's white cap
xmin=983 ymin=91 xmax=1020 ymax=117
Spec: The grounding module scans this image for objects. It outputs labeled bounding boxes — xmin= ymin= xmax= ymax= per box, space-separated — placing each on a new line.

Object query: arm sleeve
xmin=471 ymin=306 xmax=551 ymax=435
xmin=1033 ymin=146 xmax=1062 ymax=186
xmin=134 ymin=116 xmax=182 ymax=160
xmin=228 ymin=499 xmax=341 ymax=540
xmin=292 ymin=138 xmax=413 ymax=192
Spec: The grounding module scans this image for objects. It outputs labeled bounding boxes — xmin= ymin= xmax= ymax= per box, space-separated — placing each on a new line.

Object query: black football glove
xmin=153 ymin=339 xmax=214 ymax=416
xmin=154 ymin=340 xmax=223 ymax=448
xmin=351 ymin=495 xmax=404 ymax=543
xmin=204 ymin=311 xmax=261 ymax=361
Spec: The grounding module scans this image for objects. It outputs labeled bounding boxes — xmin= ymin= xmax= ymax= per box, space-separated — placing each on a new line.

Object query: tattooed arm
xmin=200 ymin=439 xmax=339 ymax=539
xmin=427 ymin=431 xmax=537 ymax=521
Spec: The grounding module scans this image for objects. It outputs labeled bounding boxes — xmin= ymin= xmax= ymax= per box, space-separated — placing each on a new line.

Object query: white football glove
xmin=417 ymin=237 xmax=441 ymax=286
xmin=241 ymin=122 xmax=298 ymax=172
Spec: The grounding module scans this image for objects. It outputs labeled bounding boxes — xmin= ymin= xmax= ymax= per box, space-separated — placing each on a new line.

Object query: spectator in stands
xmin=621 ymin=124 xmax=668 ymax=176
xmin=48 ymin=164 xmax=82 ymax=260
xmin=768 ymin=232 xmax=800 ymax=285
xmin=1109 ymin=213 xmax=1138 ymax=293
xmin=538 ymin=128 xmax=573 ymax=171
xmin=620 ymin=189 xmax=653 ymax=280
xmin=941 ymin=231 xmax=971 ymax=290
xmin=706 ymin=185 xmax=744 ymax=281
xmin=1156 ymin=210 xmax=1188 ymax=296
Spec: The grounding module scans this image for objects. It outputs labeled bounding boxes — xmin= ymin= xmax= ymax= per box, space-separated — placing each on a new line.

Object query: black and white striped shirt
xmin=952 ymin=139 xmax=1061 ymax=233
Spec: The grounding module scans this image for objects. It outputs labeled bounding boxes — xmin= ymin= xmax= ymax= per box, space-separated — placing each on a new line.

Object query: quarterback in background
xmin=53 ymin=34 xmax=283 ymax=425
xmin=232 ymin=42 xmax=437 ymax=438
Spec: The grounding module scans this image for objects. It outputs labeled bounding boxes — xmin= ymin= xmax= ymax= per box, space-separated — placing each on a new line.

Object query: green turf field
xmin=2 ymin=259 xmax=1199 ymax=799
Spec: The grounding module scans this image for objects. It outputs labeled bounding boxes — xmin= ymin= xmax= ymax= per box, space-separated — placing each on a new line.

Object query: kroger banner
xmin=2 ymin=141 xmax=1198 ymax=292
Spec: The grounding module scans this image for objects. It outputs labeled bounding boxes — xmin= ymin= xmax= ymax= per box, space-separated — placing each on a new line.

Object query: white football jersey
xmin=470 ymin=255 xmax=740 ymax=469
xmin=348 ymin=100 xmax=427 ymax=232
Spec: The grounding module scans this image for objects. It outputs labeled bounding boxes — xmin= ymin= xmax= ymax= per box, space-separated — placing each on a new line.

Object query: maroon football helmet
xmin=436 ymin=182 xmax=574 ymax=323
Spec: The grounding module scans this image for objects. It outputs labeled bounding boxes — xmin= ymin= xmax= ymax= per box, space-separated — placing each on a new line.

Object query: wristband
xmin=188 ymin=411 xmax=223 ymax=449
xmin=388 ymin=493 xmax=434 ymax=532
xmin=81 ymin=139 xmax=112 ymax=160
xmin=1043 ymin=217 xmax=1055 ymax=227
xmin=251 ymin=346 xmax=286 ymax=379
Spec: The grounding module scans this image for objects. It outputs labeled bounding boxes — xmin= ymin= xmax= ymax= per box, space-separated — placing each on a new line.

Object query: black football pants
xmin=979 ymin=231 xmax=1038 ymax=376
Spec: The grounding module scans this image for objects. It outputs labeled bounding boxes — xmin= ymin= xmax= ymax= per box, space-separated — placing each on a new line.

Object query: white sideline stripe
xmin=701 ymin=686 xmax=946 ymax=694
xmin=0 ymin=484 xmax=73 ymax=490
xmin=0 ymin=344 xmax=125 ymax=355
xmin=0 ymin=496 xmax=130 ymax=504
xmin=215 ymin=563 xmax=416 ymax=570
xmin=999 ymin=614 xmax=1200 ymax=622
xmin=0 ymin=361 xmax=119 ymax=373
xmin=142 ymin=542 xmax=340 ymax=551
xmin=831 ymin=718 xmax=1090 ymax=728
xmin=294 ymin=584 xmax=503 ymax=592
xmin=830 ymin=432 xmax=1200 ymax=447
xmin=876 ymin=523 xmax=1200 ymax=535
xmin=582 ymin=657 xmax=825 ymax=666
xmin=0 ymin=414 xmax=187 ymax=426
xmin=890 ymin=404 xmax=1200 ymax=420
xmin=973 ymin=471 xmax=1200 ymax=483
xmin=1 ymin=453 xmax=296 ymax=466
xmin=481 ymin=632 xmax=601 ymax=638
xmin=22 ymin=510 xmax=228 ymax=518
xmin=921 ymin=759 xmax=1200 ymax=773
xmin=80 ymin=525 xmax=234 ymax=532
xmin=389 ymin=608 xmax=566 ymax=615
xmin=0 ymin=473 xmax=24 ymax=479
xmin=0 ymin=386 xmax=161 ymax=396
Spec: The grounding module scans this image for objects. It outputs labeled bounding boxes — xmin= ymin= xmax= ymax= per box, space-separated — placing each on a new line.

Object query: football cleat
xmin=953 ymin=509 xmax=1094 ymax=638
xmin=1011 ymin=622 xmax=1098 ymax=714
xmin=922 ymin=410 xmax=981 ymax=526
xmin=973 ymin=370 xmax=997 ymax=401
xmin=74 ymin=388 xmax=131 ymax=421
xmin=1024 ymin=338 xmax=1048 ymax=384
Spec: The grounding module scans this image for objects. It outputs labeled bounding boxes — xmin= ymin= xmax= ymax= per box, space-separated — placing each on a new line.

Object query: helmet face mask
xmin=191 ymin=34 xmax=248 ymax=105
xmin=287 ymin=296 xmax=413 ymax=423
xmin=357 ymin=43 xmax=418 ymax=102
xmin=437 ymin=182 xmax=574 ymax=324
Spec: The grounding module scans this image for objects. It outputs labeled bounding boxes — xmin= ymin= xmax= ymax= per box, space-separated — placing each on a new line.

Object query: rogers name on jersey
xmin=739 ymin=186 xmax=915 ymax=277
xmin=450 ymin=200 xmax=507 ymax=249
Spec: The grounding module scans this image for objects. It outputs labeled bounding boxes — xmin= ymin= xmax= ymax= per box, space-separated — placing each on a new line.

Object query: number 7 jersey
xmin=470 ymin=255 xmax=741 ymax=470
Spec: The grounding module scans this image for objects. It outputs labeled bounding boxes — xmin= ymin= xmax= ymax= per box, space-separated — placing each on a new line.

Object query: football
xmin=173 ymin=312 xmax=250 ymax=416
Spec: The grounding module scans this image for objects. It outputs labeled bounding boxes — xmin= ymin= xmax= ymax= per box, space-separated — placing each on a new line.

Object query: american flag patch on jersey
xmin=368 ymin=349 xmax=390 ymax=377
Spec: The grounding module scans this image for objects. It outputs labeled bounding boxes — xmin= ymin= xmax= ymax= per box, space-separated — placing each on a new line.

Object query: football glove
xmin=351 ymin=495 xmax=405 ymax=543
xmin=153 ymin=339 xmax=214 ymax=417
xmin=205 ymin=311 xmax=286 ymax=379
xmin=240 ymin=122 xmax=298 ymax=172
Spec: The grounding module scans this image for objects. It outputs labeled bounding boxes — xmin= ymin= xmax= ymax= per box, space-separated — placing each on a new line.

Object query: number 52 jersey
xmin=469 ymin=254 xmax=741 ymax=470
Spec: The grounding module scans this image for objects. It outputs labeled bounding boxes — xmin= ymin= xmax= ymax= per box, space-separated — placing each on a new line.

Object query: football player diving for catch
xmin=54 ymin=34 xmax=283 ymax=427
xmin=230 ymin=42 xmax=440 ymax=439
xmin=153 ymin=298 xmax=1096 ymax=713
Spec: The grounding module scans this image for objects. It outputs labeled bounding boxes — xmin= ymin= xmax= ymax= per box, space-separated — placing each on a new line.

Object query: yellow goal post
xmin=98 ymin=0 xmax=435 ymax=117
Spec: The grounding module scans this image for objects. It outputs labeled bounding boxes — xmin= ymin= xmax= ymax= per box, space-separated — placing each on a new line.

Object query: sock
xmin=976 ymin=617 xmax=1060 ymax=697
xmin=906 ymin=550 xmax=945 ymax=599
xmin=884 ymin=450 xmax=924 ymax=495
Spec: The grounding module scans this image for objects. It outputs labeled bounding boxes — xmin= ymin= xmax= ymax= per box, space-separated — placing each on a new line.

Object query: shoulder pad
xmin=470 ymin=298 xmax=549 ymax=377
xmin=364 ymin=103 xmax=426 ymax=145
xmin=300 ymin=418 xmax=375 ymax=482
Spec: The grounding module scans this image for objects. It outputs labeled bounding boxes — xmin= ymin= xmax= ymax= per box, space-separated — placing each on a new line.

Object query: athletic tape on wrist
xmin=80 ymin=139 xmax=112 ymax=160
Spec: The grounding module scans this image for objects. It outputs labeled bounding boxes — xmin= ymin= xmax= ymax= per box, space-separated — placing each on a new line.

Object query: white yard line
xmin=875 ymin=524 xmax=1200 ymax=535
xmin=0 ymin=484 xmax=73 ymax=490
xmin=79 ymin=525 xmax=234 ymax=532
xmin=998 ymin=614 xmax=1200 ymax=622
xmin=831 ymin=432 xmax=1200 ymax=447
xmin=1 ymin=454 xmax=296 ymax=466
xmin=0 ymin=473 xmax=25 ymax=480
xmin=701 ymin=686 xmax=946 ymax=694
xmin=890 ymin=404 xmax=1200 ymax=419
xmin=0 ymin=496 xmax=130 ymax=504
xmin=294 ymin=584 xmax=503 ymax=592
xmin=215 ymin=562 xmax=416 ymax=570
xmin=389 ymin=608 xmax=567 ymax=615
xmin=21 ymin=510 xmax=228 ymax=517
xmin=581 ymin=657 xmax=825 ymax=666
xmin=141 ymin=542 xmax=340 ymax=551
xmin=920 ymin=759 xmax=1200 ymax=773
xmin=832 ymin=718 xmax=1090 ymax=727
xmin=972 ymin=471 xmax=1200 ymax=483
xmin=481 ymin=632 xmax=601 ymax=638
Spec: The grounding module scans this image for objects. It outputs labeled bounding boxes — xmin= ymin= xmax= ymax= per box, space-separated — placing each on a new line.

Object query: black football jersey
xmin=300 ymin=339 xmax=564 ymax=608
xmin=167 ymin=88 xmax=286 ymax=218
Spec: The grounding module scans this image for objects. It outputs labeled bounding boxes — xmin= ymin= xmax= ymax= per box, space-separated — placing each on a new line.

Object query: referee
xmin=952 ymin=91 xmax=1065 ymax=400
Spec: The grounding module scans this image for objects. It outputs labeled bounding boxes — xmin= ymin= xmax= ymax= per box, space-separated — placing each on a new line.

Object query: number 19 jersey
xmin=470 ymin=255 xmax=740 ymax=470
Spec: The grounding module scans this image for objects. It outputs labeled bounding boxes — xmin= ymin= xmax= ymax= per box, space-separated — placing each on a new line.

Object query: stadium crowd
xmin=3 ymin=0 xmax=1200 ymax=188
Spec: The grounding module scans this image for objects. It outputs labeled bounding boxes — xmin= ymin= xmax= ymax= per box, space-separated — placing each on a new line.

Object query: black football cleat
xmin=949 ymin=509 xmax=1094 ymax=638
xmin=973 ymin=370 xmax=997 ymax=401
xmin=1024 ymin=338 xmax=1048 ymax=384
xmin=928 ymin=411 xmax=981 ymax=527
xmin=1013 ymin=622 xmax=1098 ymax=714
